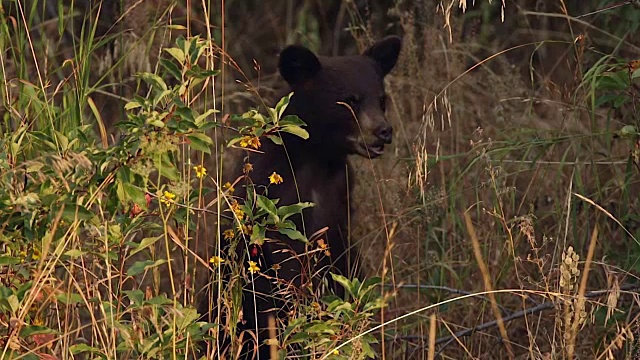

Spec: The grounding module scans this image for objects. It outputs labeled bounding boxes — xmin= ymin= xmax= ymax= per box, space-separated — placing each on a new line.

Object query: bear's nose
xmin=375 ymin=124 xmax=393 ymax=144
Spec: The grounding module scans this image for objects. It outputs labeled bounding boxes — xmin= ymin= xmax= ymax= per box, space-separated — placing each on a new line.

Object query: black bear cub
xmin=230 ymin=35 xmax=402 ymax=358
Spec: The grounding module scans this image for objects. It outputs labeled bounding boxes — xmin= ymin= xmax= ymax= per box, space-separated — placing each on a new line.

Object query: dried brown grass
xmin=6 ymin=0 xmax=640 ymax=358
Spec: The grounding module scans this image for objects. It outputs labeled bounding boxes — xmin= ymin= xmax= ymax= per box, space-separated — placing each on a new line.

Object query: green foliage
xmin=0 ymin=35 xmax=219 ymax=359
xmin=278 ymin=276 xmax=387 ymax=359
xmin=223 ymin=91 xmax=313 ymax=252
xmin=227 ymin=92 xmax=309 ymax=148
xmin=0 ymin=28 xmax=384 ymax=358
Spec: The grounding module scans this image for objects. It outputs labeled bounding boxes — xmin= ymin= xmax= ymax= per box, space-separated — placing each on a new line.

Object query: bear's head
xmin=278 ymin=36 xmax=402 ymax=159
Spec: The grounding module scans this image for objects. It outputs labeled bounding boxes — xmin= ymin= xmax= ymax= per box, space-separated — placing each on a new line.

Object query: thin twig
xmin=385 ymin=284 xmax=522 ymax=313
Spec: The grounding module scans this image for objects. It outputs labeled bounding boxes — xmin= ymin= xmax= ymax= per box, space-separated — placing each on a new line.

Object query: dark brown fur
xmin=219 ymin=36 xmax=402 ymax=358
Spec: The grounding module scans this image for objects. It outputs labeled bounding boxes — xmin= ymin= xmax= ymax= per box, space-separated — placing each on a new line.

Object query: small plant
xmin=0 ymin=35 xmax=220 ymax=359
xmin=279 ymin=275 xmax=387 ymax=359
xmin=224 ymin=92 xmax=313 ymax=251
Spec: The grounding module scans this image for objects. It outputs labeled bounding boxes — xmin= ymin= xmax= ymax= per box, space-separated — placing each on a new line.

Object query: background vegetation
xmin=1 ymin=0 xmax=639 ymax=359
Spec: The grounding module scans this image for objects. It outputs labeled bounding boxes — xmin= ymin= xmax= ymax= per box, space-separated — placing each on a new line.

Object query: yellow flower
xmin=223 ymin=229 xmax=235 ymax=240
xmin=243 ymin=163 xmax=253 ymax=174
xmin=193 ymin=165 xmax=207 ymax=179
xmin=237 ymin=223 xmax=252 ymax=235
xmin=332 ymin=349 xmax=339 ymax=355
xmin=271 ymin=263 xmax=281 ymax=271
xmin=248 ymin=261 xmax=260 ymax=274
xmin=269 ymin=172 xmax=283 ymax=185
xmin=317 ymin=239 xmax=328 ymax=250
xmin=209 ymin=256 xmax=225 ymax=266
xmin=239 ymin=136 xmax=250 ymax=148
xmin=31 ymin=247 xmax=41 ymax=261
xmin=248 ymin=136 xmax=261 ymax=149
xmin=223 ymin=182 xmax=235 ymax=194
xmin=230 ymin=201 xmax=245 ymax=219
xmin=160 ymin=191 xmax=176 ymax=206
xmin=239 ymin=136 xmax=261 ymax=150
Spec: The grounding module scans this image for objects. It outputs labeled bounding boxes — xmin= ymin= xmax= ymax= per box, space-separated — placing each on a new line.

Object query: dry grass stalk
xmin=463 ymin=211 xmax=515 ymax=359
xmin=566 ymin=225 xmax=598 ymax=359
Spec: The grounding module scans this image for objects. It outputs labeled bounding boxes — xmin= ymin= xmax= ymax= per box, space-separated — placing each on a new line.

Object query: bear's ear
xmin=363 ymin=36 xmax=402 ymax=76
xmin=279 ymin=45 xmax=322 ymax=85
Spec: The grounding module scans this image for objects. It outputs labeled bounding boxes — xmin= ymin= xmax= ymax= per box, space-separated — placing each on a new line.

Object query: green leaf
xmin=256 ymin=195 xmax=278 ymax=222
xmin=279 ymin=125 xmax=309 ymax=140
xmin=251 ymin=224 xmax=266 ymax=246
xmin=54 ymin=130 xmax=69 ymax=150
xmin=188 ymin=39 xmax=203 ymax=65
xmin=69 ymin=343 xmax=101 ymax=355
xmin=62 ymin=205 xmax=94 ymax=222
xmin=154 ymin=154 xmax=180 ymax=182
xmin=595 ymin=94 xmax=623 ymax=108
xmin=137 ymin=72 xmax=168 ymax=91
xmin=56 ymin=292 xmax=84 ymax=305
xmin=195 ymin=109 xmax=219 ymax=125
xmin=279 ymin=114 xmax=306 ymax=127
xmin=305 ymin=323 xmax=336 ymax=335
xmin=122 ymin=183 xmax=147 ymax=209
xmin=147 ymin=119 xmax=166 ymax=128
xmin=187 ymin=132 xmax=214 ymax=146
xmin=153 ymin=89 xmax=174 ymax=106
xmin=164 ymin=47 xmax=186 ymax=64
xmin=597 ymin=71 xmax=629 ymax=91
xmin=278 ymin=228 xmax=308 ymax=243
xmin=619 ymin=125 xmax=638 ymax=138
xmin=333 ymin=301 xmax=356 ymax=316
xmin=123 ymin=290 xmax=145 ymax=306
xmin=282 ymin=317 xmax=307 ymax=340
xmin=288 ymin=331 xmax=311 ymax=345
xmin=126 ymin=259 xmax=168 ymax=276
xmin=166 ymin=24 xmax=187 ymax=31
xmin=198 ymin=120 xmax=220 ymax=131
xmin=277 ymin=202 xmax=314 ymax=221
xmin=176 ymin=35 xmax=186 ymax=52
xmin=176 ymin=307 xmax=200 ymax=330
xmin=160 ymin=58 xmax=182 ymax=80
xmin=6 ymin=294 xmax=19 ymax=313
xmin=64 ymin=250 xmax=86 ymax=259
xmin=187 ymin=135 xmax=212 ymax=154
xmin=129 ymin=236 xmax=162 ymax=256
xmin=358 ymin=276 xmax=382 ymax=297
xmin=275 ymin=92 xmax=294 ymax=120
xmin=361 ymin=338 xmax=377 ymax=358
xmin=175 ymin=106 xmax=196 ymax=123
xmin=362 ymin=297 xmax=387 ymax=312
xmin=0 ymin=256 xmax=22 ymax=265
xmin=20 ymin=325 xmax=57 ymax=338
xmin=185 ymin=68 xmax=221 ymax=79
xmin=124 ymin=101 xmax=142 ymax=110
xmin=145 ymin=294 xmax=173 ymax=305
xmin=267 ymin=134 xmax=283 ymax=145
xmin=330 ymin=273 xmax=355 ymax=297
xmin=227 ymin=136 xmax=244 ymax=148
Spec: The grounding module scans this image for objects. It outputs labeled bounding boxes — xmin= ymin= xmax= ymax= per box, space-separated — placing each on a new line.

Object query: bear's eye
xmin=380 ymin=95 xmax=388 ymax=112
xmin=343 ymin=95 xmax=360 ymax=108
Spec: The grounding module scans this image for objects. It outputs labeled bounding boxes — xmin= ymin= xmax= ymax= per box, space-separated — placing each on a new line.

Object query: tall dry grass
xmin=1 ymin=0 xmax=639 ymax=359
